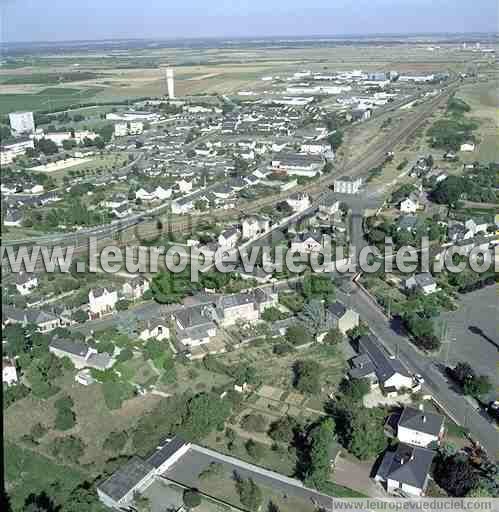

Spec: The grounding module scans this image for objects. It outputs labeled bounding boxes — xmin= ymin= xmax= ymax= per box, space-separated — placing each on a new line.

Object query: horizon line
xmin=2 ymin=30 xmax=498 ymax=46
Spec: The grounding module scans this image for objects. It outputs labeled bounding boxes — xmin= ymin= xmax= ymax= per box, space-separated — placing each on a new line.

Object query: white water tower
xmin=166 ymin=68 xmax=175 ymax=99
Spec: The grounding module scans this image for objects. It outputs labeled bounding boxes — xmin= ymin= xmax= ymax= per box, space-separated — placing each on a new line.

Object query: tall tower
xmin=166 ymin=68 xmax=175 ymax=99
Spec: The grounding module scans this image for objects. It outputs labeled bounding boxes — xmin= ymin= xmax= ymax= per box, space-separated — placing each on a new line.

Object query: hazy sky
xmin=1 ymin=0 xmax=497 ymax=42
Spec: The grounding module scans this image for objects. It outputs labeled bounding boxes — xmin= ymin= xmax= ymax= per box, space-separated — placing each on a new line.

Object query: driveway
xmin=333 ymin=456 xmax=387 ymax=498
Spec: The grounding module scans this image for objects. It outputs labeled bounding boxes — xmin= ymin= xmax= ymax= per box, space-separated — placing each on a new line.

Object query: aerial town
xmin=1 ymin=7 xmax=498 ymax=512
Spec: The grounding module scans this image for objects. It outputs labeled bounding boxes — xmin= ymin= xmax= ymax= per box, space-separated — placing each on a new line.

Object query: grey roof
xmin=173 ymin=304 xmax=214 ymax=329
xmin=398 ymin=215 xmax=418 ymax=230
xmin=349 ymin=353 xmax=377 ymax=379
xmin=98 ymin=456 xmax=154 ymax=502
xmin=220 ymin=292 xmax=255 ymax=310
xmin=413 ymin=273 xmax=436 ymax=288
xmin=146 ymin=436 xmax=187 ymax=469
xmin=398 ymin=406 xmax=444 ymax=437
xmin=86 ymin=351 xmax=113 ymax=370
xmin=2 ymin=305 xmax=57 ymax=325
xmin=292 ymin=231 xmax=322 ymax=243
xmin=50 ymin=338 xmax=89 ymax=358
xmin=377 ymin=443 xmax=435 ymax=489
xmin=220 ymin=227 xmax=240 ymax=240
xmin=5 ymin=208 xmax=23 ymax=222
xmin=327 ymin=301 xmax=347 ymax=319
xmin=273 ymin=152 xmax=323 ymax=165
xmin=357 ymin=334 xmax=411 ymax=384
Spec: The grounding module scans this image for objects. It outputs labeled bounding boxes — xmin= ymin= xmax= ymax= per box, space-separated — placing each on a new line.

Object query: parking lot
xmin=438 ymin=286 xmax=498 ymax=401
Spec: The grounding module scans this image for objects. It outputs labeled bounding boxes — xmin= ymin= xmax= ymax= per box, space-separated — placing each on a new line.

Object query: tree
xmin=293 ymin=360 xmax=321 ymax=394
xmin=431 ymin=176 xmax=465 ymax=207
xmin=339 ymin=378 xmax=370 ymax=402
xmin=183 ymin=489 xmax=202 ymax=509
xmin=240 ymin=414 xmax=267 ymax=433
xmin=324 ymin=327 xmax=344 ymax=345
xmin=333 ymin=402 xmax=387 ymax=460
xmin=73 ymin=309 xmax=88 ymax=324
xmin=103 ymin=431 xmax=128 ymax=452
xmin=235 ymin=476 xmax=262 ymax=512
xmin=181 ymin=393 xmax=232 ymax=441
xmin=463 ymin=375 xmax=492 ymax=399
xmin=268 ymin=415 xmax=299 ymax=444
xmin=300 ymin=300 xmax=327 ymax=338
xmin=452 ymin=362 xmax=474 ymax=385
xmin=36 ymin=138 xmax=58 ymax=155
xmin=327 ymin=130 xmax=343 ymax=150
xmin=52 ymin=436 xmax=85 ymax=463
xmin=286 ymin=324 xmax=311 ymax=346
xmin=304 ymin=418 xmax=336 ymax=490
xmin=302 ymin=274 xmax=336 ymax=302
xmin=245 ymin=439 xmax=265 ymax=460
xmin=434 ymin=454 xmax=478 ymax=496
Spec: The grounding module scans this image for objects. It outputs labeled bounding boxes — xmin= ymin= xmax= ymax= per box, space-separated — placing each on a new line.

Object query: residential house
xmin=177 ymin=178 xmax=193 ymax=194
xmin=171 ymin=196 xmax=194 ymax=214
xmin=2 ymin=358 xmax=18 ymax=386
xmin=397 ymin=406 xmax=444 ymax=448
xmin=242 ymin=215 xmax=270 ymax=240
xmin=171 ymin=304 xmax=217 ymax=348
xmin=375 ymin=443 xmax=435 ymax=496
xmin=318 ymin=195 xmax=340 ymax=220
xmin=49 ymin=338 xmax=114 ymax=370
xmin=349 ymin=334 xmax=413 ymax=392
xmin=2 ymin=305 xmax=63 ymax=333
xmin=326 ymin=302 xmax=359 ymax=335
xmin=113 ymin=203 xmax=132 ymax=219
xmin=334 ymin=176 xmax=362 ymax=194
xmin=3 ymin=208 xmax=24 ymax=227
xmin=88 ymin=287 xmax=118 ymax=318
xmin=271 ymin=152 xmax=323 ymax=177
xmin=397 ymin=215 xmax=419 ymax=233
xmin=405 ymin=273 xmax=437 ymax=295
xmin=104 ymin=193 xmax=129 ymax=209
xmin=122 ymin=276 xmax=150 ymax=300
xmin=138 ymin=318 xmax=170 ymax=341
xmin=15 ymin=272 xmax=38 ymax=296
xmin=290 ymin=232 xmax=324 ymax=253
xmin=301 ymin=142 xmax=332 ymax=155
xmin=399 ymin=194 xmax=419 ymax=214
xmin=286 ymin=192 xmax=311 ymax=212
xmin=75 ymin=368 xmax=96 ymax=386
xmin=464 ymin=218 xmax=488 ymax=236
xmin=460 ymin=142 xmax=475 ymax=152
xmin=218 ymin=228 xmax=240 ymax=249
xmin=217 ymin=293 xmax=259 ymax=326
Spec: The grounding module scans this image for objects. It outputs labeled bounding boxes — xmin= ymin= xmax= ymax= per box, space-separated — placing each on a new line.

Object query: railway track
xmin=2 ymin=85 xmax=455 ymax=272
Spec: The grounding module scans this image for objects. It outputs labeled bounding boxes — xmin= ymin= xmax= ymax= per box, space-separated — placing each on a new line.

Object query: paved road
xmin=338 ymin=285 xmax=499 ymax=458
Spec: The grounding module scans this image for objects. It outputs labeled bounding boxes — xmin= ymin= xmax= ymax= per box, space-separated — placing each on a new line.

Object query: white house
xmin=49 ymin=338 xmax=114 ymax=370
xmin=375 ymin=443 xmax=436 ymax=496
xmin=405 ymin=273 xmax=437 ymax=295
xmin=88 ymin=287 xmax=118 ymax=318
xmin=400 ymin=195 xmax=419 ymax=214
xmin=465 ymin=218 xmax=488 ymax=236
xmin=172 ymin=305 xmax=218 ymax=348
xmin=326 ymin=302 xmax=359 ymax=335
xmin=2 ymin=358 xmax=18 ymax=386
xmin=114 ymin=123 xmax=128 ymax=137
xmin=460 ymin=142 xmax=475 ymax=152
xmin=242 ymin=215 xmax=270 ymax=240
xmin=318 ymin=196 xmax=340 ymax=218
xmin=177 ymin=178 xmax=193 ymax=194
xmin=286 ymin=192 xmax=311 ymax=213
xmin=0 ymin=138 xmax=35 ymax=165
xmin=334 ymin=176 xmax=362 ymax=194
xmin=217 ymin=293 xmax=260 ymax=326
xmin=15 ymin=272 xmax=38 ymax=296
xmin=301 ymin=142 xmax=332 ymax=155
xmin=218 ymin=228 xmax=240 ymax=249
xmin=290 ymin=232 xmax=324 ymax=253
xmin=122 ymin=276 xmax=150 ymax=300
xmin=138 ymin=318 xmax=170 ymax=341
xmin=397 ymin=406 xmax=444 ymax=448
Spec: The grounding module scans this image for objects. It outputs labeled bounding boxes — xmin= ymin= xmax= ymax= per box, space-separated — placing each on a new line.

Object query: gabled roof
xmin=377 ymin=443 xmax=435 ymax=489
xmin=327 ymin=301 xmax=347 ymax=319
xmin=398 ymin=406 xmax=444 ymax=437
xmin=146 ymin=436 xmax=188 ymax=468
xmin=358 ymin=334 xmax=411 ymax=383
xmin=50 ymin=338 xmax=89 ymax=358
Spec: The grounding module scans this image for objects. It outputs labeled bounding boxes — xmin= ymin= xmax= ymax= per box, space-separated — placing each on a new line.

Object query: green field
xmin=0 ymin=86 xmax=104 ymax=114
xmin=5 ymin=441 xmax=87 ymax=511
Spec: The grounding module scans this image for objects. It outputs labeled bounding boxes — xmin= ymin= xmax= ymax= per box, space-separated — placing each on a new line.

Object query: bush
xmin=116 ymin=347 xmax=133 ymax=363
xmin=52 ymin=436 xmax=85 ymax=463
xmin=240 ymin=414 xmax=267 ymax=433
xmin=245 ymin=439 xmax=265 ymax=460
xmin=183 ymin=489 xmax=202 ymax=509
xmin=103 ymin=431 xmax=128 ymax=452
xmin=293 ymin=360 xmax=321 ymax=394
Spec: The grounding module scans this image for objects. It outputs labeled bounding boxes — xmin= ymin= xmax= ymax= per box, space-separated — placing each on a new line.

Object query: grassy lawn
xmin=4 ymin=371 xmax=162 ymax=471
xmin=5 ymin=441 xmax=87 ymax=511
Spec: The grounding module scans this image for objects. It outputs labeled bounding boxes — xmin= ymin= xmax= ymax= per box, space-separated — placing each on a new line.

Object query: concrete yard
xmin=438 ymin=286 xmax=498 ymax=401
